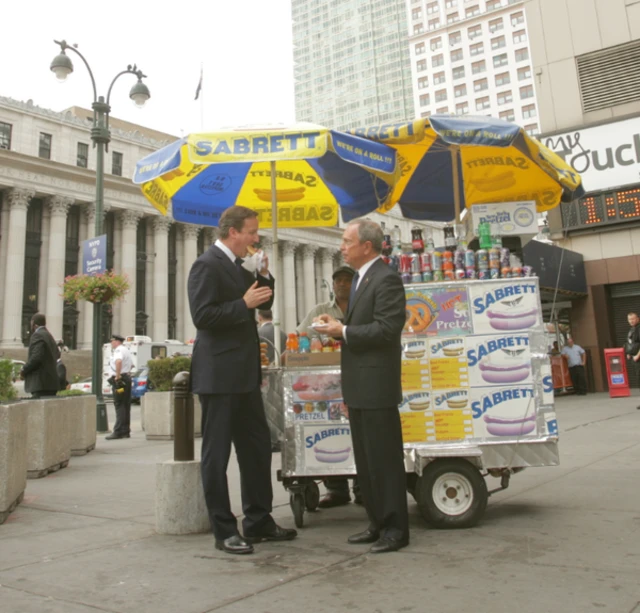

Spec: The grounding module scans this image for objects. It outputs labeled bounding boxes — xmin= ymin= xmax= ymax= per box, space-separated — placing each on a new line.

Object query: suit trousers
xmin=199 ymin=388 xmax=276 ymax=541
xmin=348 ymin=406 xmax=409 ymax=543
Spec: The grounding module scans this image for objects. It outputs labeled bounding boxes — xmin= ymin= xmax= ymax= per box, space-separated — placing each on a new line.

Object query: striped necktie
xmin=348 ymin=272 xmax=360 ymax=307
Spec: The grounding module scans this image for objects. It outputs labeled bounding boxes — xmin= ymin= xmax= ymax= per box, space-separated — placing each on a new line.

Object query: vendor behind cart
xmin=297 ymin=265 xmax=361 ymax=508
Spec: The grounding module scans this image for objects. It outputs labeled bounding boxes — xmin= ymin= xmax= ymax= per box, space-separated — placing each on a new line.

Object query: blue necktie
xmin=348 ymin=272 xmax=360 ymax=307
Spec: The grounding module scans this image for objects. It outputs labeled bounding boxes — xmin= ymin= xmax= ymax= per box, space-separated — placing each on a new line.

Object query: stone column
xmin=119 ymin=210 xmax=143 ymax=337
xmin=281 ymin=241 xmax=298 ymax=334
xmin=145 ymin=221 xmax=155 ymax=336
xmin=111 ymin=214 xmax=123 ymax=334
xmin=37 ymin=204 xmax=51 ymax=315
xmin=182 ymin=224 xmax=200 ymax=342
xmin=152 ymin=217 xmax=172 ymax=341
xmin=0 ymin=188 xmax=35 ymax=348
xmin=45 ymin=195 xmax=73 ymax=341
xmin=319 ymin=248 xmax=335 ymax=302
xmin=0 ymin=197 xmax=10 ymax=326
xmin=301 ymin=244 xmax=319 ymax=317
xmin=174 ymin=226 xmax=185 ymax=341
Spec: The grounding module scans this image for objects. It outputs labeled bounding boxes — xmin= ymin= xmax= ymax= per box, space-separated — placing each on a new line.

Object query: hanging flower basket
xmin=62 ymin=271 xmax=130 ymax=305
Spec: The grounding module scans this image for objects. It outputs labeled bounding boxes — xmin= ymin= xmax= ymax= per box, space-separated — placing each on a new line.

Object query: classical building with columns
xmin=0 ymin=96 xmax=438 ymax=349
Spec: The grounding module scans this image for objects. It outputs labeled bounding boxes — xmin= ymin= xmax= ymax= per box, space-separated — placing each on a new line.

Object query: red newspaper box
xmin=604 ymin=348 xmax=631 ymax=398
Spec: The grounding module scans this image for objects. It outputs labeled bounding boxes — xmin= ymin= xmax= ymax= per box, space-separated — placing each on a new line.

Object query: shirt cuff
xmin=342 ymin=325 xmax=347 ymax=343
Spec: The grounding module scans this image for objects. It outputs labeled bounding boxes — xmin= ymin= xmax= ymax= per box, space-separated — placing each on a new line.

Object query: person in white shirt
xmin=561 ymin=338 xmax=587 ymax=396
xmin=106 ymin=334 xmax=134 ymax=440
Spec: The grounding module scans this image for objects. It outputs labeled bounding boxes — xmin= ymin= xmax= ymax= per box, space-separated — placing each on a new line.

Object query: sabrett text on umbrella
xmin=255 ymin=205 xmax=334 ymax=223
xmin=194 ymin=132 xmax=322 ymax=157
xmin=466 ymin=156 xmax=529 ymax=169
xmin=250 ymin=170 xmax=317 ymax=187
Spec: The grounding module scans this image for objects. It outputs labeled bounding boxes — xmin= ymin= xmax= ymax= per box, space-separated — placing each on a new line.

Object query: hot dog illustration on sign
xmin=304 ymin=425 xmax=354 ymax=469
xmin=469 ymin=281 xmax=540 ymax=335
xmin=466 ymin=334 xmax=532 ymax=387
xmin=470 ymin=386 xmax=537 ymax=438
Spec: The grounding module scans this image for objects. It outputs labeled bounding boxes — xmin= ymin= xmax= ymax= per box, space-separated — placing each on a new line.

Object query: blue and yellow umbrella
xmin=133 ymin=124 xmax=397 ymax=228
xmin=350 ymin=115 xmax=585 ymax=222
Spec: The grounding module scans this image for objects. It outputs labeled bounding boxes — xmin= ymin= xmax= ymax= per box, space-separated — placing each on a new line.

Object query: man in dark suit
xmin=20 ymin=313 xmax=60 ymax=398
xmin=316 ymin=219 xmax=409 ymax=553
xmin=188 ymin=205 xmax=297 ymax=555
xmin=257 ymin=309 xmax=286 ymax=364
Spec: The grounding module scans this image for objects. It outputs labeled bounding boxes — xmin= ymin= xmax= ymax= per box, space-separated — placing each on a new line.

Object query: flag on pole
xmin=194 ymin=67 xmax=203 ymax=100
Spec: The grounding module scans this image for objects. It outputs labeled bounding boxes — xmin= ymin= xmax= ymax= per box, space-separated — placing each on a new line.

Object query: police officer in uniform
xmin=106 ymin=334 xmax=133 ymax=440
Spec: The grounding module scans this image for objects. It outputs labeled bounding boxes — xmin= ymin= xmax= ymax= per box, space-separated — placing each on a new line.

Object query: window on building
xmin=489 ymin=17 xmax=503 ymax=33
xmin=475 ymin=96 xmax=490 ymax=111
xmin=435 ymin=89 xmax=448 ymax=103
xmin=0 ymin=122 xmax=11 ymax=149
xmin=451 ymin=48 xmax=463 ymax=62
xmin=525 ymin=123 xmax=539 ymax=135
xmin=511 ymin=11 xmax=524 ymax=27
xmin=493 ymin=53 xmax=508 ymax=67
xmin=472 ymin=60 xmax=486 ymax=74
xmin=76 ymin=142 xmax=89 ymax=168
xmin=456 ymin=101 xmax=469 ymax=114
xmin=491 ymin=35 xmax=506 ymax=50
xmin=38 ymin=133 xmax=52 ymax=159
xmin=449 ymin=31 xmax=462 ymax=45
xmin=465 ymin=5 xmax=480 ymax=17
xmin=413 ymin=23 xmax=424 ymax=35
xmin=418 ymin=76 xmax=429 ymax=89
xmin=497 ymin=90 xmax=513 ymax=105
xmin=486 ymin=0 xmax=501 ymax=10
xmin=412 ymin=7 xmax=422 ymax=19
xmin=415 ymin=42 xmax=426 ymax=55
xmin=445 ymin=0 xmax=458 ymax=7
xmin=436 ymin=106 xmax=449 ymax=114
xmin=513 ymin=29 xmax=527 ymax=44
xmin=499 ymin=109 xmax=515 ymax=122
xmin=431 ymin=37 xmax=443 ymax=51
xmin=428 ymin=18 xmax=440 ymax=30
xmin=434 ymin=71 xmax=446 ymax=85
xmin=468 ymin=24 xmax=482 ymax=39
xmin=520 ymin=84 xmax=534 ymax=99
xmin=419 ymin=93 xmax=430 ymax=106
xmin=522 ymin=103 xmax=537 ymax=118
xmin=432 ymin=53 xmax=444 ymax=67
xmin=421 ymin=110 xmax=432 ymax=118
xmin=515 ymin=48 xmax=529 ymax=62
xmin=518 ymin=66 xmax=531 ymax=80
xmin=112 ymin=151 xmax=123 ymax=176
xmin=474 ymin=77 xmax=488 ymax=91
xmin=447 ymin=12 xmax=459 ymax=23
xmin=495 ymin=72 xmax=510 ymax=86
xmin=417 ymin=59 xmax=428 ymax=71
xmin=454 ymin=84 xmax=467 ymax=98
xmin=470 ymin=42 xmax=484 ymax=56
xmin=426 ymin=1 xmax=439 ymax=14
xmin=453 ymin=66 xmax=465 ymax=80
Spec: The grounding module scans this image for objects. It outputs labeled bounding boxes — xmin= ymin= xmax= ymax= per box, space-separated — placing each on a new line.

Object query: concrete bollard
xmin=155 ymin=372 xmax=209 ymax=535
xmin=0 ymin=401 xmax=28 ymax=524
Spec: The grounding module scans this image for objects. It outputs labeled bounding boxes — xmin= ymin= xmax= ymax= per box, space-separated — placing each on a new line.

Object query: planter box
xmin=142 ymin=392 xmax=202 ymax=441
xmin=26 ymin=397 xmax=72 ymax=478
xmin=68 ymin=395 xmax=97 ymax=456
xmin=0 ymin=401 xmax=28 ymax=524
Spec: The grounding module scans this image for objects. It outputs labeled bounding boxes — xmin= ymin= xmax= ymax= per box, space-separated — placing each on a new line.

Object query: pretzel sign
xmin=405 ymin=302 xmax=433 ymax=333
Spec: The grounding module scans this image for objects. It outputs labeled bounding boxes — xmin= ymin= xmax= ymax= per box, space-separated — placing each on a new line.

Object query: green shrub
xmin=57 ymin=389 xmax=89 ymax=397
xmin=0 ymin=360 xmax=18 ymax=402
xmin=147 ymin=356 xmax=192 ymax=392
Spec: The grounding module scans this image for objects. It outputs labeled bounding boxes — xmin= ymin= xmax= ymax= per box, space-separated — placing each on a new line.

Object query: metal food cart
xmin=268 ymin=277 xmax=559 ymax=529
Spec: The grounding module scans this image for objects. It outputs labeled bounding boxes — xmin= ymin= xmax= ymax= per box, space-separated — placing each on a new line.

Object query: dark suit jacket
xmin=341 ymin=258 xmax=406 ymax=409
xmin=258 ymin=322 xmax=287 ymax=364
xmin=188 ymin=244 xmax=275 ymax=395
xmin=22 ymin=326 xmax=60 ymax=394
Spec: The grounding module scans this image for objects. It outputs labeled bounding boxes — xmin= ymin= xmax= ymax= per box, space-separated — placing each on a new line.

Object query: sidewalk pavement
xmin=1 ymin=393 xmax=639 ymax=613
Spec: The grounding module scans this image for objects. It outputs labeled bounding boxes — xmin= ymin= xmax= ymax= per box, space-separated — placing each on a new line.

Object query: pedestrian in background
xmin=56 ymin=341 xmax=69 ymax=391
xmin=561 ymin=337 xmax=588 ymax=396
xmin=20 ymin=313 xmax=60 ymax=398
xmin=625 ymin=311 xmax=640 ymax=409
xmin=257 ymin=309 xmax=286 ymax=364
xmin=105 ymin=334 xmax=133 ymax=440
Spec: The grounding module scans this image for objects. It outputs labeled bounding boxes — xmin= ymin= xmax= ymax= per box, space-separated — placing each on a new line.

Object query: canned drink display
xmin=464 ymin=249 xmax=476 ymax=269
xmin=410 ymin=253 xmax=421 ymax=274
xmin=500 ymin=247 xmax=511 ymax=268
xmin=466 ymin=267 xmax=477 ymax=279
xmin=490 ymin=268 xmax=500 ymax=279
xmin=420 ymin=253 xmax=432 ymax=272
xmin=444 ymin=270 xmax=455 ymax=281
xmin=455 ymin=268 xmax=466 ymax=280
xmin=442 ymin=251 xmax=454 ymax=271
xmin=454 ymin=249 xmax=465 ymax=270
xmin=431 ymin=250 xmax=442 ymax=272
xmin=411 ymin=273 xmax=423 ymax=283
xmin=501 ymin=267 xmax=512 ymax=278
xmin=400 ymin=253 xmax=413 ymax=274
xmin=388 ymin=255 xmax=399 ymax=273
xmin=433 ymin=270 xmax=444 ymax=282
xmin=489 ymin=248 xmax=500 ymax=269
xmin=476 ymin=249 xmax=488 ymax=269
xmin=511 ymin=266 xmax=523 ymax=277
xmin=478 ymin=269 xmax=490 ymax=280
xmin=401 ymin=272 xmax=412 ymax=284
xmin=422 ymin=270 xmax=434 ymax=282
xmin=522 ymin=266 xmax=534 ymax=277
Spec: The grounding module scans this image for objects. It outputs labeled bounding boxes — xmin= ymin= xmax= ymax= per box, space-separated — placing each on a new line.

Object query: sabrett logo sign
xmin=471 ymin=387 xmax=534 ymax=418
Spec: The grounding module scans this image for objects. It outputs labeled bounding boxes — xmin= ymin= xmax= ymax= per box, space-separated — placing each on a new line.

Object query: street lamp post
xmin=50 ymin=40 xmax=150 ymax=432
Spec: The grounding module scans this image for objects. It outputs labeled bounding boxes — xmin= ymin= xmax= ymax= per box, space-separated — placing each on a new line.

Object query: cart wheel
xmin=290 ymin=493 xmax=305 ymax=528
xmin=304 ymin=481 xmax=320 ymax=511
xmin=415 ymin=459 xmax=488 ymax=529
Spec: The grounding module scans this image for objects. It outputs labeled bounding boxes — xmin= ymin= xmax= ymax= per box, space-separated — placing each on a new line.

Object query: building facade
xmin=292 ymin=0 xmax=415 ymax=130
xmin=407 ymin=0 xmax=539 ymax=132
xmin=524 ymin=0 xmax=640 ymax=391
xmin=0 ymin=96 xmax=428 ymax=351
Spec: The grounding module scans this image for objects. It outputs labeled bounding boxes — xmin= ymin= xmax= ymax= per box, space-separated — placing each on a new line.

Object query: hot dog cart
xmin=269 ymin=277 xmax=559 ymax=529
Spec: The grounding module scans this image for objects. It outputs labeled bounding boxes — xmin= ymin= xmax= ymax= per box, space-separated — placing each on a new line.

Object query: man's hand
xmin=313 ymin=314 xmax=344 ymax=338
xmin=634 ymin=354 xmax=640 ymax=362
xmin=244 ymin=281 xmax=273 ymax=309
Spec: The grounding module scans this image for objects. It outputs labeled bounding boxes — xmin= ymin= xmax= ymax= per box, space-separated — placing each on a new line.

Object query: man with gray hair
xmin=315 ymin=218 xmax=409 ymax=553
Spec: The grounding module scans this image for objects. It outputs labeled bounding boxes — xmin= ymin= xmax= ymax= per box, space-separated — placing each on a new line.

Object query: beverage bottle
xmin=424 ymin=227 xmax=435 ymax=251
xmin=382 ymin=232 xmax=392 ymax=257
xmin=286 ymin=333 xmax=299 ymax=353
xmin=298 ymin=332 xmax=311 ymax=353
xmin=442 ymin=250 xmax=455 ymax=281
xmin=443 ymin=224 xmax=456 ymax=250
xmin=431 ymin=248 xmax=443 ymax=282
xmin=310 ymin=336 xmax=323 ymax=353
xmin=476 ymin=222 xmax=492 ymax=281
xmin=390 ymin=226 xmax=403 ymax=274
xmin=411 ymin=226 xmax=424 ymax=253
xmin=401 ymin=247 xmax=413 ymax=285
xmin=489 ymin=235 xmax=501 ymax=279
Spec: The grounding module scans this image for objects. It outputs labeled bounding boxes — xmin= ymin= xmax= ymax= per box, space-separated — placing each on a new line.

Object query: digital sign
xmin=561 ymin=185 xmax=640 ymax=230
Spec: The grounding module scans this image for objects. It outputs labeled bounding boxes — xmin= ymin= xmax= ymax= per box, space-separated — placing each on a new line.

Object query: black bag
xmin=626 ymin=327 xmax=640 ymax=356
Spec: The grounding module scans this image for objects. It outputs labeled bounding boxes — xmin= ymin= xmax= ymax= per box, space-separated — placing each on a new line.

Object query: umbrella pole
xmin=270 ymin=160 xmax=282 ymax=366
xmin=451 ymin=147 xmax=462 ymax=222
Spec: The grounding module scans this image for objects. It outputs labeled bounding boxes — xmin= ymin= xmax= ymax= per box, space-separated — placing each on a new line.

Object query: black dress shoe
xmin=215 ymin=535 xmax=254 ymax=555
xmin=318 ymin=493 xmax=350 ymax=508
xmin=347 ymin=528 xmax=380 ymax=544
xmin=105 ymin=433 xmax=126 ymax=440
xmin=370 ymin=537 xmax=408 ymax=554
xmin=245 ymin=524 xmax=297 ymax=543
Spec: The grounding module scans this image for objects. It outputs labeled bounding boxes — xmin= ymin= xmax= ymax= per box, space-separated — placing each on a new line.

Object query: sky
xmin=3 ymin=0 xmax=296 ymax=138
